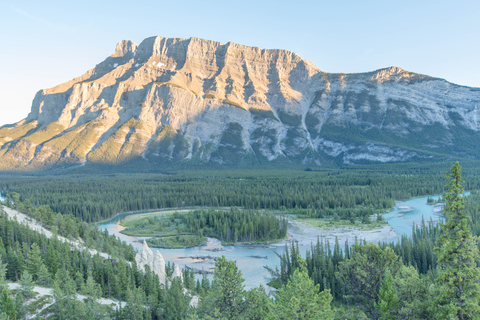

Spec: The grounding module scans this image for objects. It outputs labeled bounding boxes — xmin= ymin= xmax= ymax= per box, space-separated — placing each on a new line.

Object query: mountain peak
xmin=368 ymin=66 xmax=430 ymax=82
xmin=112 ymin=40 xmax=138 ymax=58
xmin=1 ymin=36 xmax=480 ymax=172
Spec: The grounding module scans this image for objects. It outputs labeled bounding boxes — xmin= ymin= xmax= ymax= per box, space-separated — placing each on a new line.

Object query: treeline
xmin=267 ymin=182 xmax=480 ymax=318
xmin=0 ymin=206 xmax=201 ymax=319
xmin=174 ymin=208 xmax=288 ymax=243
xmin=0 ymin=202 xmax=334 ymax=320
xmin=4 ymin=192 xmax=136 ymax=261
xmin=3 ymin=166 xmax=480 ymax=222
xmin=270 ymin=218 xmax=439 ymax=304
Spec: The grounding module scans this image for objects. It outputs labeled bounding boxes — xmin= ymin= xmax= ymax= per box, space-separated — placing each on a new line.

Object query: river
xmin=98 ymin=194 xmax=444 ymax=289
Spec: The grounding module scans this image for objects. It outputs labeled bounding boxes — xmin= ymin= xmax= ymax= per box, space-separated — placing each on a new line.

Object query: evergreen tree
xmin=376 ymin=269 xmax=399 ymax=320
xmin=0 ymin=255 xmax=7 ymax=285
xmin=46 ymin=243 xmax=58 ymax=276
xmin=336 ymin=243 xmax=402 ymax=317
xmin=36 ymin=264 xmax=52 ymax=287
xmin=393 ymin=265 xmax=430 ymax=320
xmin=52 ymin=280 xmax=64 ymax=319
xmin=83 ymin=268 xmax=100 ymax=299
xmin=241 ymin=285 xmax=274 ymax=320
xmin=52 ymin=270 xmax=86 ymax=320
xmin=434 ymin=162 xmax=480 ymax=319
xmin=14 ymin=292 xmax=26 ymax=320
xmin=199 ymin=256 xmax=245 ymax=319
xmin=27 ymin=243 xmax=43 ymax=281
xmin=274 ymin=259 xmax=334 ymax=320
xmin=0 ymin=289 xmax=15 ymax=319
xmin=163 ymin=278 xmax=188 ymax=320
xmin=123 ymin=287 xmax=144 ymax=320
xmin=19 ymin=270 xmax=36 ymax=301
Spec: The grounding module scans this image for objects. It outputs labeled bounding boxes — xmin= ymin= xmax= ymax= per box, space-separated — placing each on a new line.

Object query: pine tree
xmin=0 ymin=289 xmax=15 ymax=319
xmin=19 ymin=270 xmax=36 ymax=301
xmin=336 ymin=243 xmax=402 ymax=316
xmin=27 ymin=243 xmax=44 ymax=282
xmin=0 ymin=254 xmax=7 ymax=285
xmin=376 ymin=269 xmax=399 ymax=320
xmin=36 ymin=264 xmax=52 ymax=287
xmin=274 ymin=258 xmax=334 ymax=320
xmin=14 ymin=292 xmax=26 ymax=320
xmin=242 ymin=285 xmax=275 ymax=320
xmin=198 ymin=256 xmax=245 ymax=319
xmin=163 ymin=278 xmax=188 ymax=320
xmin=46 ymin=243 xmax=58 ymax=276
xmin=123 ymin=287 xmax=144 ymax=320
xmin=434 ymin=162 xmax=480 ymax=319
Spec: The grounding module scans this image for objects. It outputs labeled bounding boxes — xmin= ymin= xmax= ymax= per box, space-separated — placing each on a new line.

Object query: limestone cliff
xmin=1 ymin=35 xmax=480 ymax=171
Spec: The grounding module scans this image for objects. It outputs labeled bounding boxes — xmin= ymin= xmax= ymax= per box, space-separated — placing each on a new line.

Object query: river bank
xmin=98 ymin=194 xmax=443 ymax=289
xmin=281 ymin=219 xmax=397 ymax=247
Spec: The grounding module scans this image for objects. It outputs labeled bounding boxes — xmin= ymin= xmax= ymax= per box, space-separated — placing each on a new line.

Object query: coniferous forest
xmin=0 ymin=161 xmax=480 ymax=318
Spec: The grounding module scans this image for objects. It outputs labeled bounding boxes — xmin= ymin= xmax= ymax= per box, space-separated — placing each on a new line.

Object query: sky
xmin=0 ymin=0 xmax=479 ymax=126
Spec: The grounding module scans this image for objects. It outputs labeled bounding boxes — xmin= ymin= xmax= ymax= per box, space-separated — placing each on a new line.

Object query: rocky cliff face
xmin=1 ymin=36 xmax=480 ymax=171
xmin=135 ymin=240 xmax=166 ymax=284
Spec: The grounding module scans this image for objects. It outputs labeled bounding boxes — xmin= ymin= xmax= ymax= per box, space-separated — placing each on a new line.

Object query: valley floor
xmin=112 ymin=208 xmax=398 ymax=248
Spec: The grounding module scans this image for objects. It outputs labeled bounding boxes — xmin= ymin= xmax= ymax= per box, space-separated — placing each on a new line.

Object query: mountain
xmin=1 ymin=36 xmax=480 ymax=171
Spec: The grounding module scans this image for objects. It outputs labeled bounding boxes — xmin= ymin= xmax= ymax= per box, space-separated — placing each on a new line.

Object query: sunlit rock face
xmin=1 ymin=36 xmax=480 ymax=171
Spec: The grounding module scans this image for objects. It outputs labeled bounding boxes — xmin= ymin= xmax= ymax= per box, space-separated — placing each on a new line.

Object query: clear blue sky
xmin=1 ymin=0 xmax=479 ymax=126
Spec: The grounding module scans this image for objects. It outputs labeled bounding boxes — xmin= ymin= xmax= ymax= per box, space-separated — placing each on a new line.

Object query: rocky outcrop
xmin=135 ymin=240 xmax=166 ymax=284
xmin=1 ymin=35 xmax=480 ymax=171
xmin=189 ymin=296 xmax=199 ymax=308
xmin=172 ymin=264 xmax=184 ymax=282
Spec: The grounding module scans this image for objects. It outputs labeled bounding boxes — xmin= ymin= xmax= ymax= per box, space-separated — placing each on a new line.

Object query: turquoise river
xmin=98 ymin=194 xmax=445 ymax=289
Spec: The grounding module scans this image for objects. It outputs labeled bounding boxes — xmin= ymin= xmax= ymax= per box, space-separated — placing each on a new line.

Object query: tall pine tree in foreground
xmin=434 ymin=162 xmax=480 ymax=319
xmin=198 ymin=256 xmax=245 ymax=319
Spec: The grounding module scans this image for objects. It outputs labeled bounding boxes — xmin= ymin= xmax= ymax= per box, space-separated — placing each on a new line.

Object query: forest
xmin=0 ymin=161 xmax=479 ymax=318
xmin=2 ymin=162 xmax=480 ymax=225
xmin=120 ymin=208 xmax=287 ymax=248
xmin=174 ymin=208 xmax=287 ymax=244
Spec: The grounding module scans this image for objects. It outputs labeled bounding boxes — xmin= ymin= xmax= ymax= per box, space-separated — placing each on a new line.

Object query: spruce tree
xmin=434 ymin=162 xmax=480 ymax=319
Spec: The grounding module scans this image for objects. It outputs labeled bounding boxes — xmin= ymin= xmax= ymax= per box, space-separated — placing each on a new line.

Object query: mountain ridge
xmin=1 ymin=35 xmax=480 ymax=171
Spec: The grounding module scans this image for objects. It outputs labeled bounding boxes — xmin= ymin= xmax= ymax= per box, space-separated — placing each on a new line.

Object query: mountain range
xmin=1 ymin=36 xmax=480 ymax=171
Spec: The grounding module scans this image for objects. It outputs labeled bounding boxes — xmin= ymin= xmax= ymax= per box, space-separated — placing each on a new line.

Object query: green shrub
xmin=205 ymin=93 xmax=216 ymax=99
xmin=224 ymin=99 xmax=243 ymax=109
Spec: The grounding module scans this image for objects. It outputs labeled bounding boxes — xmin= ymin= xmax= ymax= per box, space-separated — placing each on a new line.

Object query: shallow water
xmin=384 ymin=194 xmax=444 ymax=240
xmin=98 ymin=194 xmax=444 ymax=289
